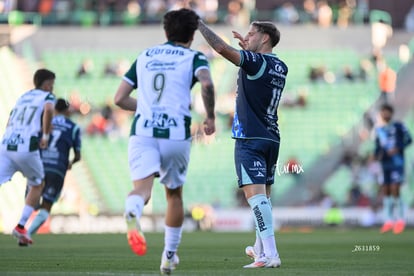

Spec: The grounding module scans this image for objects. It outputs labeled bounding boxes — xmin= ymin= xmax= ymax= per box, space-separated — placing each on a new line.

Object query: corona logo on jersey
xmin=145 ymin=47 xmax=184 ymax=57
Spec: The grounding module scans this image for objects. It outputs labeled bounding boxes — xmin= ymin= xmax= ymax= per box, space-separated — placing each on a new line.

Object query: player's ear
xmin=261 ymin=33 xmax=270 ymax=46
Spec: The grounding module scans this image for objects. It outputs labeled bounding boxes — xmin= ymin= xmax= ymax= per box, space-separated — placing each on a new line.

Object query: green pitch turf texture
xmin=0 ymin=228 xmax=412 ymax=275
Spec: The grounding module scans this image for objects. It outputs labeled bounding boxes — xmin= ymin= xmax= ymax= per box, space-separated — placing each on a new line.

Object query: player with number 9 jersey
xmin=123 ymin=43 xmax=210 ymax=140
xmin=114 ymin=9 xmax=216 ymax=273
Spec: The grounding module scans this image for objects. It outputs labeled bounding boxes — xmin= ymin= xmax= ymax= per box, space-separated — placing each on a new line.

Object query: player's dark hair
xmin=381 ymin=103 xmax=394 ymax=114
xmin=33 ymin=68 xmax=56 ymax=88
xmin=251 ymin=21 xmax=280 ymax=47
xmin=55 ymin=98 xmax=70 ymax=112
xmin=163 ymin=8 xmax=199 ymax=43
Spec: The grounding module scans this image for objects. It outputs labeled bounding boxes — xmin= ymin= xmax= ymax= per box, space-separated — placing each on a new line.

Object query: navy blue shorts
xmin=382 ymin=167 xmax=404 ymax=185
xmin=42 ymin=171 xmax=65 ymax=203
xmin=234 ymin=139 xmax=280 ymax=187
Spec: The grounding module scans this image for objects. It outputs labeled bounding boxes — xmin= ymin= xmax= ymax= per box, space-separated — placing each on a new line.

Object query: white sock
xmin=383 ymin=196 xmax=393 ymax=222
xmin=262 ymin=235 xmax=279 ymax=258
xmin=393 ymin=196 xmax=405 ymax=220
xmin=253 ymin=231 xmax=263 ymax=257
xmin=164 ymin=225 xmax=182 ymax=256
xmin=18 ymin=205 xmax=34 ymax=227
xmin=252 ymin=197 xmax=271 ymax=257
xmin=247 ymin=194 xmax=279 ymax=259
xmin=125 ymin=195 xmax=145 ymax=219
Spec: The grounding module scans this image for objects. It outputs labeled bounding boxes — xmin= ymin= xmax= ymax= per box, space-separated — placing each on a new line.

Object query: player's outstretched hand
xmin=203 ymin=117 xmax=216 ymax=136
xmin=232 ymin=31 xmax=247 ymax=50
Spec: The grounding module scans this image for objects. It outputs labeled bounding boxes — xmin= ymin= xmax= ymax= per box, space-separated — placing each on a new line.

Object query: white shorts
xmin=128 ymin=135 xmax=191 ymax=189
xmin=0 ymin=149 xmax=44 ymax=186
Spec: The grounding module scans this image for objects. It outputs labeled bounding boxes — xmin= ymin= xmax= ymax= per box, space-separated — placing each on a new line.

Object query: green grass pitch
xmin=0 ymin=228 xmax=412 ymax=275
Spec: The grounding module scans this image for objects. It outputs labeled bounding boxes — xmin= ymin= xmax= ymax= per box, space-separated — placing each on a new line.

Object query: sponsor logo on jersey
xmin=146 ymin=60 xmax=177 ymax=71
xmin=144 ymin=113 xmax=177 ymax=129
xmin=146 ymin=48 xmax=184 ymax=57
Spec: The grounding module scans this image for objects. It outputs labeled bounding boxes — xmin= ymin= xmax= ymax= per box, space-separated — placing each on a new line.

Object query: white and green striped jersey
xmin=1 ymin=89 xmax=55 ymax=152
xmin=123 ymin=42 xmax=210 ymax=140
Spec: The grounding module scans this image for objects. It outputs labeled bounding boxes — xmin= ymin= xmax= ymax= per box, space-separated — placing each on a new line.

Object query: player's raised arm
xmin=196 ymin=68 xmax=216 ymax=135
xmin=198 ymin=19 xmax=241 ymax=66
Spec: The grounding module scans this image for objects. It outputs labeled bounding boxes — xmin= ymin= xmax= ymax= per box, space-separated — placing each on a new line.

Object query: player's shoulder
xmin=393 ymin=121 xmax=410 ymax=131
xmin=66 ymin=117 xmax=81 ymax=130
xmin=392 ymin=121 xmax=405 ymax=128
xmin=193 ymin=50 xmax=209 ymax=62
xmin=21 ymin=89 xmax=55 ymax=101
xmin=63 ymin=116 xmax=75 ymax=125
xmin=267 ymin=52 xmax=288 ymax=66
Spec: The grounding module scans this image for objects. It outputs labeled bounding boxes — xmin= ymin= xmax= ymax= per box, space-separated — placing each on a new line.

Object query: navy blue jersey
xmin=232 ymin=50 xmax=288 ymax=142
xmin=375 ymin=121 xmax=412 ymax=170
xmin=41 ymin=115 xmax=81 ymax=178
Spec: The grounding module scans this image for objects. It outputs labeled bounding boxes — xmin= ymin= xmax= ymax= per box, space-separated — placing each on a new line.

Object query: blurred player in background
xmin=114 ymin=8 xmax=215 ymax=274
xmin=374 ymin=104 xmax=412 ymax=234
xmin=198 ymin=20 xmax=287 ymax=268
xmin=19 ymin=98 xmax=82 ymax=245
xmin=0 ymin=69 xmax=55 ymax=245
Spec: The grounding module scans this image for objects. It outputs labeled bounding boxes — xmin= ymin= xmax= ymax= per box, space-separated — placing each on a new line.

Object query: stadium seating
xmin=37 ymin=46 xmax=404 ymax=213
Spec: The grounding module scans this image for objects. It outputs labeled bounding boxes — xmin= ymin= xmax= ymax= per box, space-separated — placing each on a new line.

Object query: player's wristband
xmin=42 ymin=133 xmax=50 ymax=140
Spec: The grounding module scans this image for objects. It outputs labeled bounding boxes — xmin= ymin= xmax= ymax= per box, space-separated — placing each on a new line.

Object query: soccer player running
xmin=0 ymin=69 xmax=55 ymax=245
xmin=198 ymin=20 xmax=287 ymax=268
xmin=114 ymin=8 xmax=215 ymax=274
xmin=374 ymin=104 xmax=412 ymax=234
xmin=19 ymin=98 xmax=81 ymax=245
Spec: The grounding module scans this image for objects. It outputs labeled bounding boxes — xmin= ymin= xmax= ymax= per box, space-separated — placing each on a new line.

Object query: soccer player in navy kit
xmin=374 ymin=104 xmax=411 ymax=234
xmin=19 ymin=98 xmax=81 ymax=245
xmin=198 ymin=20 xmax=287 ymax=268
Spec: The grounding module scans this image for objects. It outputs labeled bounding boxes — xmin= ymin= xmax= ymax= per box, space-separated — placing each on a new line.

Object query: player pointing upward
xmin=198 ymin=20 xmax=288 ymax=268
xmin=114 ymin=8 xmax=216 ymax=274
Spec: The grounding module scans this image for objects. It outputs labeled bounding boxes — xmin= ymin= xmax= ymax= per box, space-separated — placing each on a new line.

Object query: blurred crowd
xmin=0 ymin=0 xmax=400 ymax=29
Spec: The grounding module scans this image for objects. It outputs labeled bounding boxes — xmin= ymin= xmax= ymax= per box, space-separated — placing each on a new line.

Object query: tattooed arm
xmin=198 ymin=19 xmax=241 ymax=66
xmin=196 ymin=68 xmax=216 ymax=135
